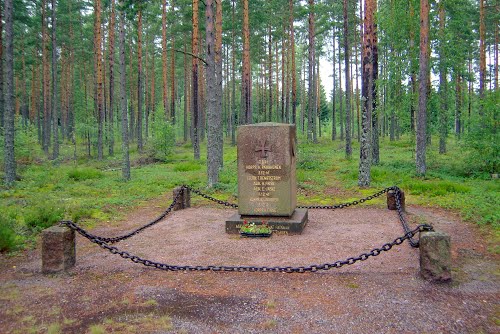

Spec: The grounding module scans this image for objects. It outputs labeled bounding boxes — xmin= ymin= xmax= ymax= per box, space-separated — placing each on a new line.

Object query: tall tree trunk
xmin=137 ymin=9 xmax=144 ymax=152
xmin=307 ymin=0 xmax=316 ymax=142
xmin=331 ymin=25 xmax=336 ymax=141
xmin=183 ymin=40 xmax=189 ymax=142
xmin=4 ymin=0 xmax=15 ymax=185
xmin=438 ymin=1 xmax=447 ymax=154
xmin=409 ymin=0 xmax=416 ymax=132
xmin=359 ymin=0 xmax=377 ymax=187
xmin=343 ymin=0 xmax=352 ymax=158
xmin=290 ymin=0 xmax=296 ymax=125
xmin=479 ymin=0 xmax=486 ymax=120
xmin=230 ymin=0 xmax=236 ymax=143
xmin=455 ymin=72 xmax=462 ymax=138
xmin=371 ymin=0 xmax=379 ymax=165
xmin=268 ymin=27 xmax=273 ymax=122
xmin=119 ymin=3 xmax=130 ymax=180
xmin=192 ymin=0 xmax=200 ymax=159
xmin=206 ymin=0 xmax=222 ymax=186
xmin=339 ymin=34 xmax=344 ymax=141
xmin=42 ymin=0 xmax=51 ymax=154
xmin=171 ymin=36 xmax=176 ymax=123
xmin=95 ymin=0 xmax=104 ymax=160
xmin=241 ymin=0 xmax=252 ymax=124
xmin=0 ymin=4 xmax=3 ymax=131
xmin=51 ymin=0 xmax=59 ymax=159
xmin=215 ymin=0 xmax=223 ymax=167
xmin=282 ymin=37 xmax=286 ymax=123
xmin=416 ymin=0 xmax=429 ymax=175
xmin=108 ymin=0 xmax=116 ymax=156
xmin=162 ymin=0 xmax=169 ymax=118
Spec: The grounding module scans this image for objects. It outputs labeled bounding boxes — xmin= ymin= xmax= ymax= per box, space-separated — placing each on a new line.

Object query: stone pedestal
xmin=419 ymin=231 xmax=451 ymax=282
xmin=226 ymin=208 xmax=308 ymax=235
xmin=387 ymin=189 xmax=405 ymax=211
xmin=173 ymin=186 xmax=190 ymax=211
xmin=42 ymin=225 xmax=75 ymax=274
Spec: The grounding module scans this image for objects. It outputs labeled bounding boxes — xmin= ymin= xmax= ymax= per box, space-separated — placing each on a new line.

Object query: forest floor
xmin=0 ymin=195 xmax=499 ymax=334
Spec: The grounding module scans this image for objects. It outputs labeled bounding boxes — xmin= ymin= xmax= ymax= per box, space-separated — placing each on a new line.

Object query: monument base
xmin=225 ymin=208 xmax=308 ymax=235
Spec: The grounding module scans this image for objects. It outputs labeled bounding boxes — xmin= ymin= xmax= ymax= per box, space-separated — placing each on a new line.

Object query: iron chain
xmin=60 ymin=185 xmax=430 ymax=273
xmin=61 ymin=220 xmax=433 ymax=273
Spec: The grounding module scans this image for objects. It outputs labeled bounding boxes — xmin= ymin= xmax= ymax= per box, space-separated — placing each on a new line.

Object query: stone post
xmin=419 ymin=231 xmax=451 ymax=282
xmin=42 ymin=225 xmax=76 ymax=274
xmin=387 ymin=189 xmax=405 ymax=211
xmin=173 ymin=186 xmax=191 ymax=211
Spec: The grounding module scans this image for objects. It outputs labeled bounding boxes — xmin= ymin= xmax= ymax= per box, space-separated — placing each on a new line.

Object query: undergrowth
xmin=0 ymin=134 xmax=498 ymax=252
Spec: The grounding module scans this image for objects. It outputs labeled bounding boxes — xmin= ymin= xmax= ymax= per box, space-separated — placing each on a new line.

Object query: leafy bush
xmin=150 ymin=117 xmax=175 ymax=161
xmin=24 ymin=202 xmax=64 ymax=231
xmin=0 ymin=213 xmax=19 ymax=252
xmin=68 ymin=168 xmax=103 ymax=181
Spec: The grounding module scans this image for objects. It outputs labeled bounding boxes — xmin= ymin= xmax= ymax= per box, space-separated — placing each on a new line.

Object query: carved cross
xmin=255 ymin=140 xmax=271 ymax=158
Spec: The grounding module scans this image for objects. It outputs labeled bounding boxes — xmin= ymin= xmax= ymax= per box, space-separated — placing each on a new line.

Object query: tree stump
xmin=42 ymin=225 xmax=75 ymax=274
xmin=419 ymin=231 xmax=451 ymax=282
xmin=173 ymin=186 xmax=191 ymax=211
xmin=387 ymin=189 xmax=405 ymax=211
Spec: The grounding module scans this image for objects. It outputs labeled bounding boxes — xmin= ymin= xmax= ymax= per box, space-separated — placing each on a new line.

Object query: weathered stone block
xmin=42 ymin=225 xmax=75 ymax=274
xmin=419 ymin=231 xmax=451 ymax=282
xmin=387 ymin=189 xmax=405 ymax=211
xmin=173 ymin=186 xmax=191 ymax=211
xmin=226 ymin=208 xmax=308 ymax=235
xmin=237 ymin=123 xmax=296 ymax=216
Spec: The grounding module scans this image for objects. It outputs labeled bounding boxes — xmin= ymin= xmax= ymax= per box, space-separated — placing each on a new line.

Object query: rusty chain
xmin=60 ymin=185 xmax=430 ymax=272
xmin=60 ymin=220 xmax=432 ymax=273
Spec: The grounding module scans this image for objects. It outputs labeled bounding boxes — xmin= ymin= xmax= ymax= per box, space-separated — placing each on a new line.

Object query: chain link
xmin=61 ymin=220 xmax=433 ymax=273
xmin=297 ymin=187 xmax=393 ymax=210
xmin=60 ymin=185 xmax=430 ymax=272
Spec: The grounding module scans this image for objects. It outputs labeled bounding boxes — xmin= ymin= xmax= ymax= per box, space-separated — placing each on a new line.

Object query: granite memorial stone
xmin=226 ymin=123 xmax=307 ymax=235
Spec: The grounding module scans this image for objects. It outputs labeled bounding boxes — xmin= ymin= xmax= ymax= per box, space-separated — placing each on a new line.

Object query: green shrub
xmin=0 ymin=213 xmax=20 ymax=252
xmin=151 ymin=117 xmax=176 ymax=161
xmin=25 ymin=203 xmax=64 ymax=231
xmin=68 ymin=168 xmax=103 ymax=181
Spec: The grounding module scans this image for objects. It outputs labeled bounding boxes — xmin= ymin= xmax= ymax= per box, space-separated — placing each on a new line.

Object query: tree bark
xmin=438 ymin=1 xmax=447 ymax=154
xmin=416 ymin=0 xmax=429 ymax=175
xmin=51 ymin=0 xmax=59 ymax=159
xmin=308 ymin=0 xmax=316 ymax=142
xmin=4 ymin=0 xmax=15 ymax=185
xmin=331 ymin=25 xmax=336 ymax=141
xmin=108 ymin=0 xmax=116 ymax=156
xmin=206 ymin=0 xmax=222 ymax=186
xmin=42 ymin=0 xmax=51 ymax=154
xmin=137 ymin=9 xmax=144 ymax=153
xmin=371 ymin=0 xmax=379 ymax=165
xmin=359 ymin=0 xmax=377 ymax=187
xmin=119 ymin=3 xmax=130 ymax=181
xmin=192 ymin=0 xmax=200 ymax=159
xmin=95 ymin=0 xmax=104 ymax=160
xmin=0 ymin=4 xmax=3 ymax=131
xmin=215 ymin=0 xmax=223 ymax=167
xmin=241 ymin=0 xmax=252 ymax=124
xmin=343 ymin=0 xmax=352 ymax=158
xmin=290 ymin=0 xmax=296 ymax=125
xmin=162 ymin=0 xmax=169 ymax=118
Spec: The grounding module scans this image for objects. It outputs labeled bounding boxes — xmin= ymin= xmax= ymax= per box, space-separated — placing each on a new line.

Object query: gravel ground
xmin=0 ymin=201 xmax=498 ymax=334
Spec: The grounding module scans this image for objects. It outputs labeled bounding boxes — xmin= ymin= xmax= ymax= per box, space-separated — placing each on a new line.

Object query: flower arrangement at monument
xmin=239 ymin=220 xmax=273 ymax=237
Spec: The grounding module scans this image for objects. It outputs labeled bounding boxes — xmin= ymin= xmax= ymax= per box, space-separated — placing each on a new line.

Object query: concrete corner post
xmin=387 ymin=189 xmax=405 ymax=211
xmin=419 ymin=231 xmax=452 ymax=282
xmin=42 ymin=225 xmax=76 ymax=274
xmin=173 ymin=186 xmax=191 ymax=211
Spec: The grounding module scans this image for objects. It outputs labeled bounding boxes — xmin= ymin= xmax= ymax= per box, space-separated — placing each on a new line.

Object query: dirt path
xmin=0 ymin=202 xmax=498 ymax=334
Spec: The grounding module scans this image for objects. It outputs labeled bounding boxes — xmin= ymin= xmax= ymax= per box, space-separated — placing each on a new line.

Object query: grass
xmin=0 ymin=133 xmax=498 ymax=252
